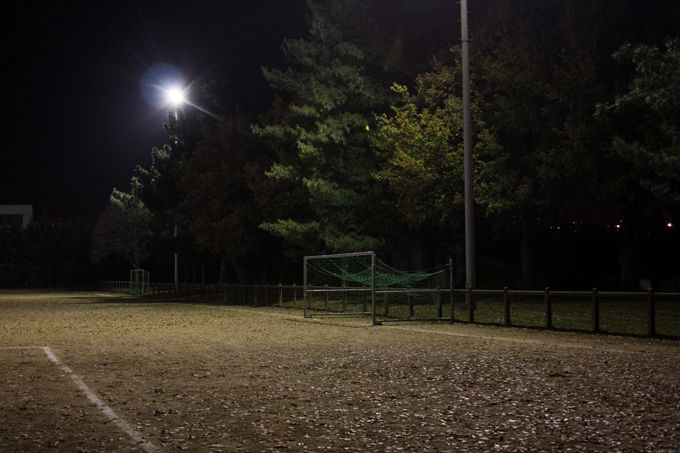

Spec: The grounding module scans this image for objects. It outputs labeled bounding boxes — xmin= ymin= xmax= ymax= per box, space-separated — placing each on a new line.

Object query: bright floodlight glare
xmin=166 ymin=87 xmax=186 ymax=106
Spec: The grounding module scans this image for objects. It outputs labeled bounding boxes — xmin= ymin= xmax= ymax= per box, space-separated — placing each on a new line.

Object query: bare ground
xmin=0 ymin=291 xmax=678 ymax=452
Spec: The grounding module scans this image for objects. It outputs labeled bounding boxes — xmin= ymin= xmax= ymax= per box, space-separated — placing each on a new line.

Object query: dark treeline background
xmin=2 ymin=0 xmax=679 ymax=290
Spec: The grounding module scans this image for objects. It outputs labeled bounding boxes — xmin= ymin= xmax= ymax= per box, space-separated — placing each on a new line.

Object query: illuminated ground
xmin=1 ymin=291 xmax=678 ymax=451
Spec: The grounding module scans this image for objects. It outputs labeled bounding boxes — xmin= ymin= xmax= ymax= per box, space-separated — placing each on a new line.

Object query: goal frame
xmin=303 ymin=251 xmax=377 ymax=324
xmin=304 ymin=251 xmax=454 ymax=325
xmin=129 ymin=269 xmax=150 ymax=296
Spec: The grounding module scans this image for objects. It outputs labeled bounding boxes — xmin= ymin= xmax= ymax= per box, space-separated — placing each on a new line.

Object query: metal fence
xmin=99 ymin=281 xmax=303 ymax=308
xmin=451 ymin=287 xmax=680 ymax=338
xmin=98 ymin=281 xmax=680 ymax=338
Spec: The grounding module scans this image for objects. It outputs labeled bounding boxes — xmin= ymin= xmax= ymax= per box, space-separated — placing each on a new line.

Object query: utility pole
xmin=174 ymin=224 xmax=179 ymax=288
xmin=460 ymin=0 xmax=476 ymax=294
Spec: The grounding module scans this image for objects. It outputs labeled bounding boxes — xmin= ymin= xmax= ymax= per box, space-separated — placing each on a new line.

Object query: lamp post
xmin=460 ymin=0 xmax=476 ymax=296
xmin=164 ymin=86 xmax=186 ymax=287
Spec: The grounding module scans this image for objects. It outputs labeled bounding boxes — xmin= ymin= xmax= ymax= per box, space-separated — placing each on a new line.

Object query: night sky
xmin=2 ymin=0 xmax=310 ymax=217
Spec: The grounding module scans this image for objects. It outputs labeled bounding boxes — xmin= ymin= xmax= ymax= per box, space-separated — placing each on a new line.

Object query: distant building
xmin=0 ymin=205 xmax=33 ymax=229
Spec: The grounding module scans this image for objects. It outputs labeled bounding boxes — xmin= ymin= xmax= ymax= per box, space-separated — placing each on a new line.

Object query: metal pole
xmin=303 ymin=257 xmax=308 ymax=318
xmin=544 ymin=287 xmax=552 ymax=329
xmin=174 ymin=224 xmax=179 ymax=288
xmin=461 ymin=0 xmax=476 ymax=294
xmin=371 ymin=252 xmax=376 ymax=325
xmin=647 ymin=288 xmax=655 ymax=337
xmin=449 ymin=258 xmax=455 ymax=322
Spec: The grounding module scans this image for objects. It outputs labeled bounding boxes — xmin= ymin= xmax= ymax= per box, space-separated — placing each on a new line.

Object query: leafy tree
xmin=373 ymin=60 xmax=504 ymax=231
xmin=0 ymin=215 xmax=94 ymax=287
xmin=180 ymin=118 xmax=276 ymax=283
xmin=112 ymin=84 xmax=212 ymax=280
xmin=604 ymin=38 xmax=680 ymax=207
xmin=130 ymin=95 xmax=205 ymax=223
xmin=474 ymin=0 xmax=678 ymax=288
xmin=253 ymin=0 xmax=390 ymax=254
xmin=91 ymin=189 xmax=152 ymax=269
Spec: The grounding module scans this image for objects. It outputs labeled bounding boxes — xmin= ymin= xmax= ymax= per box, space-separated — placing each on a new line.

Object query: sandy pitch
xmin=0 ymin=291 xmax=678 ymax=451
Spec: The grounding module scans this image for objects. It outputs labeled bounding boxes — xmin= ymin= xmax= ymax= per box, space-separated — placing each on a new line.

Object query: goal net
xmin=304 ymin=252 xmax=452 ymax=324
xmin=304 ymin=251 xmax=375 ymax=319
xmin=129 ymin=269 xmax=150 ymax=296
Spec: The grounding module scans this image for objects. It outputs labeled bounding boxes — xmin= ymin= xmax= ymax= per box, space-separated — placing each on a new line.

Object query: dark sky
xmin=1 ymin=0 xmax=309 ymax=217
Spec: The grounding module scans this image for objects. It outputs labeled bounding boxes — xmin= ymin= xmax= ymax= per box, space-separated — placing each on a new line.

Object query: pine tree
xmin=253 ymin=0 xmax=389 ymax=254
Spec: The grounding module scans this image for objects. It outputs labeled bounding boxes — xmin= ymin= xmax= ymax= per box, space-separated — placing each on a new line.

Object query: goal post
xmin=129 ymin=269 xmax=150 ymax=296
xmin=373 ymin=259 xmax=452 ymax=324
xmin=303 ymin=252 xmax=453 ymax=324
xmin=303 ymin=251 xmax=376 ymax=320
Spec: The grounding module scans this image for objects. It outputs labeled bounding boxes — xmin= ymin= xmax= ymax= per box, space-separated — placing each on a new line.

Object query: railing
xmin=97 ymin=281 xmax=680 ymax=338
xmin=451 ymin=287 xmax=680 ymax=338
xmin=99 ymin=281 xmax=303 ymax=308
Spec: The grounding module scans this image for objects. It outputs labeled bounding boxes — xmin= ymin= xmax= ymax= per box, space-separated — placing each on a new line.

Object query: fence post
xmin=503 ymin=286 xmax=510 ymax=326
xmin=324 ymin=284 xmax=329 ymax=311
xmin=265 ymin=283 xmax=269 ymax=305
xmin=293 ymin=283 xmax=297 ymax=308
xmin=647 ymin=288 xmax=655 ymax=337
xmin=303 ymin=257 xmax=309 ymax=316
xmin=591 ymin=288 xmax=599 ymax=333
xmin=437 ymin=288 xmax=443 ymax=318
xmin=342 ymin=285 xmax=347 ymax=312
xmin=544 ymin=287 xmax=552 ymax=329
xmin=449 ymin=258 xmax=454 ymax=323
xmin=467 ymin=287 xmax=474 ymax=323
xmin=278 ymin=283 xmax=283 ymax=306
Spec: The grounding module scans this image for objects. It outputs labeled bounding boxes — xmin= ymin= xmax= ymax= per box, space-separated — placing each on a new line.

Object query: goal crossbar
xmin=303 ymin=252 xmax=452 ymax=324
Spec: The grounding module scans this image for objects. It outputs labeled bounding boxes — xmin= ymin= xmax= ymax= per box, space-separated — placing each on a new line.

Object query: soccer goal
xmin=304 ymin=251 xmax=376 ymax=320
xmin=129 ymin=269 xmax=150 ymax=296
xmin=303 ymin=252 xmax=453 ymax=324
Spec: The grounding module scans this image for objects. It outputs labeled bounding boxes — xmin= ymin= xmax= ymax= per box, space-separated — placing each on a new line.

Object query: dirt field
xmin=0 ymin=291 xmax=678 ymax=452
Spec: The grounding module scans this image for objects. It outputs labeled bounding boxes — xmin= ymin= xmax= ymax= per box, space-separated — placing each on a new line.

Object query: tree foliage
xmin=606 ymin=38 xmax=680 ymax=207
xmin=373 ymin=60 xmax=503 ymax=230
xmin=253 ymin=0 xmax=390 ymax=254
xmin=91 ymin=189 xmax=151 ymax=269
xmin=180 ymin=118 xmax=275 ymax=283
xmin=86 ymin=0 xmax=679 ymax=288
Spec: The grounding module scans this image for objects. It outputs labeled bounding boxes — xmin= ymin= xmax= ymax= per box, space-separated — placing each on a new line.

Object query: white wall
xmin=0 ymin=205 xmax=34 ymax=228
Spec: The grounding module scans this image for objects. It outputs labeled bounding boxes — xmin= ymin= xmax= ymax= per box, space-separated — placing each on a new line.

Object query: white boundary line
xmin=40 ymin=346 xmax=160 ymax=453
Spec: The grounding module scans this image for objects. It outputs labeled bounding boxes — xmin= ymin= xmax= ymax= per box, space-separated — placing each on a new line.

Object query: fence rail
xmin=99 ymin=281 xmax=303 ymax=308
xmin=97 ymin=281 xmax=680 ymax=338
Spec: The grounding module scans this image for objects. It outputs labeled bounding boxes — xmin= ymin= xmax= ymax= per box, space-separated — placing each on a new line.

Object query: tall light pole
xmin=164 ymin=85 xmax=186 ymax=287
xmin=461 ymin=0 xmax=476 ymax=293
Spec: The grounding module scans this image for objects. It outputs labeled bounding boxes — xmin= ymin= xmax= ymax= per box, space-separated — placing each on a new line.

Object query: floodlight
xmin=166 ymin=86 xmax=186 ymax=107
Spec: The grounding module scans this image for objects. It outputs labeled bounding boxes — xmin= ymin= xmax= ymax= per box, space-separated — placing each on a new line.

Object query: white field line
xmin=381 ymin=325 xmax=661 ymax=355
xmin=41 ymin=346 xmax=160 ymax=453
xmin=222 ymin=307 xmax=678 ymax=357
xmin=225 ymin=307 xmax=297 ymax=318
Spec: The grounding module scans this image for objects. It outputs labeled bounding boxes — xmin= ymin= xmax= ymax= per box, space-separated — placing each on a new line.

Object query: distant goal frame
xmin=303 ymin=251 xmax=453 ymax=325
xmin=129 ymin=269 xmax=150 ymax=296
xmin=304 ymin=251 xmax=377 ymax=323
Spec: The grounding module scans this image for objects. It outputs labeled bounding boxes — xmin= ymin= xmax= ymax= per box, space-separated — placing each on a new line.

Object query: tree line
xmin=90 ymin=0 xmax=680 ymax=290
